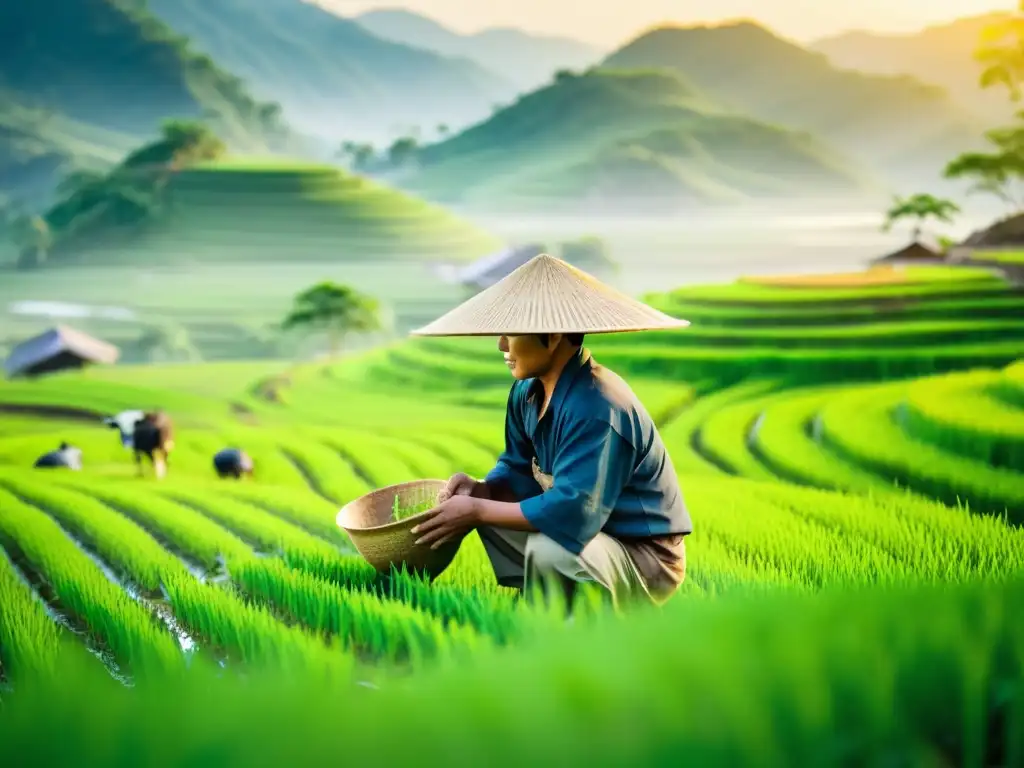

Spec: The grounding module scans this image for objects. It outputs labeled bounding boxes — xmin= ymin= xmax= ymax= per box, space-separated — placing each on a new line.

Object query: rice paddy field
xmin=1 ymin=263 xmax=1023 ymax=765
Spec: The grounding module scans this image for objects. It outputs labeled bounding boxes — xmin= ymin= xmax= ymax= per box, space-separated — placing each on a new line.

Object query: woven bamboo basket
xmin=336 ymin=479 xmax=460 ymax=581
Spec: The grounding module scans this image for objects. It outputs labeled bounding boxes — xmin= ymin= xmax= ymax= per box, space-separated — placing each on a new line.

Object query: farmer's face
xmin=498 ymin=334 xmax=559 ymax=379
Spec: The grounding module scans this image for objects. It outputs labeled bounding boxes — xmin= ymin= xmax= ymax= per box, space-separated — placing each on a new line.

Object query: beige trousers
xmin=476 ymin=525 xmax=652 ymax=610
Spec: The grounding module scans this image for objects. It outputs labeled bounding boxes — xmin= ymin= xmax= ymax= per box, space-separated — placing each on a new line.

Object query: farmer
xmin=33 ymin=441 xmax=83 ymax=471
xmin=132 ymin=410 xmax=174 ymax=479
xmin=409 ymin=253 xmax=694 ymax=610
xmin=213 ymin=447 xmax=254 ymax=479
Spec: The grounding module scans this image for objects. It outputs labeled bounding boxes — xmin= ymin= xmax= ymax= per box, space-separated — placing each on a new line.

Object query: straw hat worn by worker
xmin=409 ymin=253 xmax=695 ymax=609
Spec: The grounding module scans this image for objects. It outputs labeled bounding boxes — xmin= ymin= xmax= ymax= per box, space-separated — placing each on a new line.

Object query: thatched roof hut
xmin=871 ymin=239 xmax=944 ymax=266
xmin=4 ymin=325 xmax=120 ymax=379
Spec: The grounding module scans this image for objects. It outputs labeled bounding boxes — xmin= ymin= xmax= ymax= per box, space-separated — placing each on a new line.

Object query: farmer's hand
xmin=412 ymin=495 xmax=479 ymax=549
xmin=437 ymin=472 xmax=484 ymax=503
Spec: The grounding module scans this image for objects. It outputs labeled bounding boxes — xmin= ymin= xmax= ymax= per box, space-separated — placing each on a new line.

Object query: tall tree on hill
xmin=280 ymin=282 xmax=383 ymax=358
xmin=882 ymin=193 xmax=961 ymax=240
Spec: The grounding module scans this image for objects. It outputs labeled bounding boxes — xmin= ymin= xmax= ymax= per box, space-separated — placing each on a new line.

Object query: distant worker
xmin=33 ymin=441 xmax=83 ymax=471
xmin=132 ymin=411 xmax=174 ymax=479
xmin=213 ymin=448 xmax=254 ymax=479
xmin=103 ymin=410 xmax=146 ymax=449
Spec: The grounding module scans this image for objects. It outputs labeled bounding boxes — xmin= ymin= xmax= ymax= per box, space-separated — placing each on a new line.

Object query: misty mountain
xmin=354 ymin=8 xmax=603 ymax=91
xmin=603 ymin=21 xmax=987 ymax=190
xmin=811 ymin=13 xmax=1015 ymax=124
xmin=395 ymin=69 xmax=878 ymax=214
xmin=144 ymin=0 xmax=517 ymax=143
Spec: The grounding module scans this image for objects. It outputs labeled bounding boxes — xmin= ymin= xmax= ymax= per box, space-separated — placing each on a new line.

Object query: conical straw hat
xmin=411 ymin=253 xmax=690 ymax=336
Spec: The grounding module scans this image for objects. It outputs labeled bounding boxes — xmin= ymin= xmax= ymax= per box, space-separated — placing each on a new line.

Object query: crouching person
xmin=407 ymin=254 xmax=693 ymax=612
xmin=213 ymin=448 xmax=254 ymax=479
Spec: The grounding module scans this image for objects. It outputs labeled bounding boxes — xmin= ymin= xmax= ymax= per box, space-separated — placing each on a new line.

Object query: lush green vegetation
xmin=397 ymin=69 xmax=876 ymax=211
xmin=0 ymin=0 xmax=294 ymax=207
xmin=0 ymin=263 xmax=1022 ymax=760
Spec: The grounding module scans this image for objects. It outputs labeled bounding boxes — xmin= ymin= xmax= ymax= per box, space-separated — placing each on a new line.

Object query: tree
xmin=975 ymin=6 xmax=1024 ymax=101
xmin=387 ymin=136 xmax=419 ymax=167
xmin=881 ymin=193 xmax=961 ymax=240
xmin=11 ymin=215 xmax=52 ymax=270
xmin=944 ymin=121 xmax=1024 ymax=212
xmin=280 ymin=282 xmax=382 ymax=357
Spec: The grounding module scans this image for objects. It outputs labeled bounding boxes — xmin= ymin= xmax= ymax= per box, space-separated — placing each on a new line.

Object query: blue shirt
xmin=484 ymin=347 xmax=693 ymax=556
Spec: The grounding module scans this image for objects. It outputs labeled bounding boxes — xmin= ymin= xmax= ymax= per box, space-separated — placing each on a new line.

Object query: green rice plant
xmin=749 ymin=386 xmax=909 ymax=495
xmin=660 ymin=379 xmax=783 ymax=476
xmin=747 ymin=481 xmax=1024 ymax=584
xmin=697 ymin=391 xmax=788 ymax=480
xmin=394 ymin=428 xmax=498 ymax=480
xmin=268 ymin=433 xmax=371 ymax=504
xmin=0 ymin=545 xmax=71 ymax=683
xmin=207 ymin=481 xmax=348 ymax=545
xmin=283 ymin=549 xmax=520 ymax=642
xmin=901 ymin=369 xmax=1024 ymax=470
xmin=0 ymin=472 xmax=184 ymax=593
xmin=157 ymin=483 xmax=344 ymax=561
xmin=230 ymin=557 xmax=482 ymax=666
xmin=995 ymin=359 xmax=1024 ymax=407
xmin=682 ymin=476 xmax=1024 ymax=592
xmin=316 ymin=428 xmax=426 ymax=488
xmin=45 ymin=475 xmax=251 ymax=569
xmin=0 ymin=488 xmax=183 ymax=676
xmin=818 ymin=381 xmax=1024 ymax=522
xmin=390 ymin=493 xmax=434 ymax=521
xmin=160 ymin=568 xmax=354 ymax=679
xmin=1 ymin=574 xmax=1020 ymax=767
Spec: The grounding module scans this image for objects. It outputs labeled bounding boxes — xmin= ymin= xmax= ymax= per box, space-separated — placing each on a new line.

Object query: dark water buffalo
xmin=34 ymin=441 xmax=83 ymax=470
xmin=131 ymin=411 xmax=174 ymax=479
xmin=213 ymin=448 xmax=254 ymax=479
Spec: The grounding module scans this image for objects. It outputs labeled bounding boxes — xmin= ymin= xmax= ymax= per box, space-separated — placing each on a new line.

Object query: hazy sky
xmin=321 ymin=0 xmax=1014 ymax=46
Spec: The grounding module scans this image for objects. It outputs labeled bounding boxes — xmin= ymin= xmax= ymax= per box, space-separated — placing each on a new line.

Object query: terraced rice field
xmin=0 ymin=264 xmax=1022 ymax=763
xmin=56 ymin=159 xmax=503 ymax=266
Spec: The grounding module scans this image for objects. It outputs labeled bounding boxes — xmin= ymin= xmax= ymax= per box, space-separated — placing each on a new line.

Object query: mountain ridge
xmin=602 ymin=20 xmax=987 ymax=189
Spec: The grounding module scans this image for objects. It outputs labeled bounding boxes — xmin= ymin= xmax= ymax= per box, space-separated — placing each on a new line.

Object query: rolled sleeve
xmin=519 ymin=417 xmax=636 ymax=555
xmin=484 ymin=385 xmax=541 ymax=501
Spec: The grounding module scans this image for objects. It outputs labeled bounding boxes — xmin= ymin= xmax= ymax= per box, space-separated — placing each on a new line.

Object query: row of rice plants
xmin=747 ymin=386 xmax=911 ymax=495
xmin=284 ymin=549 xmax=520 ymax=642
xmin=210 ymin=481 xmax=349 ymax=544
xmin=659 ymin=379 xmax=783 ymax=477
xmin=817 ymin=382 xmax=1024 ymax=522
xmin=594 ymin=339 xmax=1024 ymax=386
xmin=0 ymin=544 xmax=71 ymax=682
xmin=0 ymin=488 xmax=184 ymax=677
xmin=46 ymin=475 xmax=252 ymax=570
xmin=659 ymin=271 xmax=1007 ymax=306
xmin=157 ymin=483 xmax=343 ymax=561
xmin=995 ymin=359 xmax=1024 ymax=406
xmin=695 ymin=390 xmax=789 ymax=481
xmin=230 ymin=557 xmax=484 ymax=666
xmin=1 ymin=471 xmax=400 ymax=675
xmin=748 ymin=481 xmax=1024 ymax=582
xmin=4 ymin=572 xmax=1019 ymax=767
xmin=682 ymin=477 xmax=1024 ymax=591
xmin=646 ymin=293 xmax=1024 ymax=327
xmin=900 ymin=368 xmax=1024 ymax=470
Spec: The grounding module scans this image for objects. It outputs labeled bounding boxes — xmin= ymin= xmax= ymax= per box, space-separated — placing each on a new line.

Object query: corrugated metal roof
xmin=455 ymin=244 xmax=545 ymax=288
xmin=4 ymin=325 xmax=120 ymax=378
